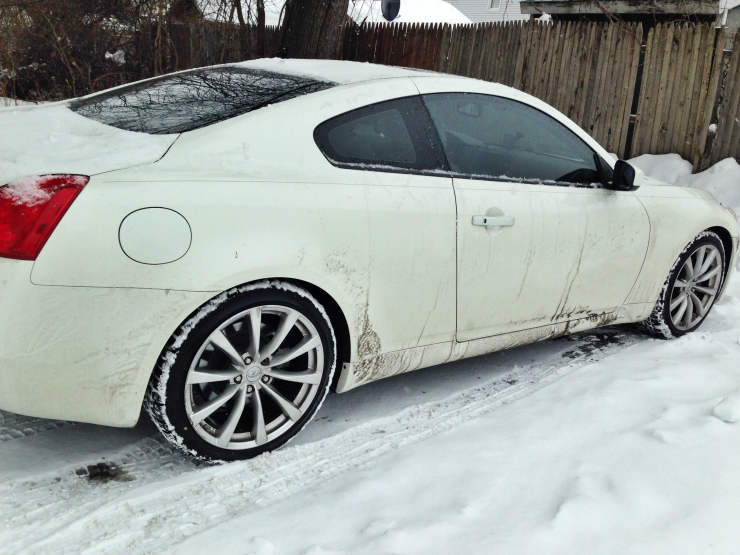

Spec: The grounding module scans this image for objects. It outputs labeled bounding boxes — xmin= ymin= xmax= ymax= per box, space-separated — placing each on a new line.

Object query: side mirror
xmin=610 ymin=160 xmax=642 ymax=191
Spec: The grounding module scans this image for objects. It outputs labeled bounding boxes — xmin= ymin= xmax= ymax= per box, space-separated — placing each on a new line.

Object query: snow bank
xmin=0 ymin=104 xmax=177 ymax=186
xmin=0 ymin=97 xmax=40 ymax=108
xmin=629 ymin=153 xmax=740 ymax=215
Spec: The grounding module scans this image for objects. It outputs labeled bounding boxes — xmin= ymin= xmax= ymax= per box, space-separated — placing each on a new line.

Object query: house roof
xmin=521 ymin=0 xmax=720 ymax=16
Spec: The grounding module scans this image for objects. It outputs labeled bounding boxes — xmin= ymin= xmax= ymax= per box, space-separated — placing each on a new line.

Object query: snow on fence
xmin=340 ymin=20 xmax=739 ymax=172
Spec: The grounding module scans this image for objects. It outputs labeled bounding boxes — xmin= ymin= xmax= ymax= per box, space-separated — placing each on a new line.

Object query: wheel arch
xmin=278 ymin=277 xmax=352 ymax=392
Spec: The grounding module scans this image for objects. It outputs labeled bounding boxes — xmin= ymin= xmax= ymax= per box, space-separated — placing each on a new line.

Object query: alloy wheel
xmin=184 ymin=305 xmax=324 ymax=450
xmin=669 ymin=244 xmax=722 ymax=331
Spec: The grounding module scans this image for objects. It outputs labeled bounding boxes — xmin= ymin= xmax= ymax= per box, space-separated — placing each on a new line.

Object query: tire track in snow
xmin=0 ymin=411 xmax=73 ymax=443
xmin=2 ymin=329 xmax=640 ymax=555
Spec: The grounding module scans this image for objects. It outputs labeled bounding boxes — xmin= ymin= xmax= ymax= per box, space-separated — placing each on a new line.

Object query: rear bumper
xmin=0 ymin=258 xmax=213 ymax=427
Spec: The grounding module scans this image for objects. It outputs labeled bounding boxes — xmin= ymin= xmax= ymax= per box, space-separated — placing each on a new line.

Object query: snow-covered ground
xmin=0 ymin=154 xmax=738 ymax=553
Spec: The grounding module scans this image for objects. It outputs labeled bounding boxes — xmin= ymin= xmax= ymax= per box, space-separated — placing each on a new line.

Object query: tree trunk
xmin=277 ymin=0 xmax=348 ymax=60
xmin=234 ymin=0 xmax=250 ymax=60
xmin=255 ymin=0 xmax=265 ymax=58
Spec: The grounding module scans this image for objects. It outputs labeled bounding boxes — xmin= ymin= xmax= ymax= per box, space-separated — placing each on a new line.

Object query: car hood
xmin=0 ymin=102 xmax=177 ymax=185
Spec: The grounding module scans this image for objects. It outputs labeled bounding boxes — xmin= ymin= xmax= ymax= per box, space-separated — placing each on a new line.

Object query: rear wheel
xmin=145 ymin=281 xmax=336 ymax=462
xmin=639 ymin=231 xmax=726 ymax=339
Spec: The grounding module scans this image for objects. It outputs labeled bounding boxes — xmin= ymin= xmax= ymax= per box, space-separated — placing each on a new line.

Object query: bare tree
xmin=278 ymin=0 xmax=349 ymax=59
xmin=234 ymin=0 xmax=250 ymax=60
xmin=255 ymin=0 xmax=265 ymax=58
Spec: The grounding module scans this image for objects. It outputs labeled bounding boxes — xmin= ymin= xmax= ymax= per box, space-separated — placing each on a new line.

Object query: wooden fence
xmin=165 ymin=21 xmax=281 ymax=69
xmin=342 ymin=20 xmax=738 ymax=171
xmin=710 ymin=32 xmax=740 ymax=168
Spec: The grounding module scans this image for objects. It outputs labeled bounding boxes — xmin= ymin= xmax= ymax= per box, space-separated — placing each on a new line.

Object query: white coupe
xmin=0 ymin=60 xmax=737 ymax=461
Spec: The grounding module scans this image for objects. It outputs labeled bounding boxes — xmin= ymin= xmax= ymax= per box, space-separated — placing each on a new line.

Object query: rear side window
xmin=69 ymin=67 xmax=336 ymax=135
xmin=422 ymin=93 xmax=601 ymax=186
xmin=314 ymin=96 xmax=448 ymax=174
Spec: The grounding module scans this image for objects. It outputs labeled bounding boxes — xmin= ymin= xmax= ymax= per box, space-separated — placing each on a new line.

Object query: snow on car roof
xmin=233 ymin=58 xmax=437 ymax=86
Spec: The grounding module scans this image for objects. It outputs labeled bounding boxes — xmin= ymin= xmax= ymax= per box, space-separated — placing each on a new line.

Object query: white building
xmin=252 ymin=0 xmax=471 ymax=26
xmin=442 ymin=0 xmax=530 ymax=23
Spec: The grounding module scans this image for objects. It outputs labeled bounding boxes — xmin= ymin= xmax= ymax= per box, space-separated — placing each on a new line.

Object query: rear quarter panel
xmin=31 ymin=78 xmax=457 ymax=367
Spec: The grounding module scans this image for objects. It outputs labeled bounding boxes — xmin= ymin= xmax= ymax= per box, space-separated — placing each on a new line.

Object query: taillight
xmin=0 ymin=175 xmax=89 ymax=260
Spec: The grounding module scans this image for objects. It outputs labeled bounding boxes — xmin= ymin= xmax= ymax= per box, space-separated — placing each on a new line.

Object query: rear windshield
xmin=69 ymin=67 xmax=336 ymax=134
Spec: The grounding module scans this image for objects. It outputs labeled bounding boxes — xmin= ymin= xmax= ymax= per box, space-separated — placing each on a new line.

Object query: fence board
xmin=728 ymin=41 xmax=740 ymax=161
xmin=677 ymin=26 xmax=703 ymax=158
xmin=696 ymin=26 xmax=726 ymax=170
xmin=714 ymin=32 xmax=740 ymax=162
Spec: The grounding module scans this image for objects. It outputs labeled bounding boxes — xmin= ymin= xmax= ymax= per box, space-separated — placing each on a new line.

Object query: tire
xmin=145 ymin=281 xmax=337 ymax=462
xmin=639 ymin=231 xmax=726 ymax=339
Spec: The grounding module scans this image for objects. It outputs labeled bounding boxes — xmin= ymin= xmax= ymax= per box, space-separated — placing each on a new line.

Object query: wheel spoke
xmin=248 ymin=307 xmax=262 ymax=360
xmin=683 ymin=296 xmax=695 ymax=328
xmin=191 ymin=384 xmax=240 ymax=426
xmin=695 ymin=265 xmax=721 ymax=284
xmin=208 ymin=330 xmax=246 ymax=369
xmin=670 ymin=293 xmax=687 ymax=312
xmin=216 ymin=388 xmax=247 ymax=447
xmin=674 ymin=279 xmax=688 ymax=289
xmin=187 ymin=368 xmax=242 ymax=385
xmin=261 ymin=382 xmax=302 ymax=421
xmin=672 ymin=296 xmax=688 ymax=325
xmin=683 ymin=259 xmax=694 ymax=280
xmin=693 ymin=246 xmax=707 ymax=276
xmin=251 ymin=388 xmax=267 ymax=446
xmin=688 ymin=290 xmax=706 ymax=317
xmin=697 ymin=248 xmax=717 ymax=277
xmin=260 ymin=310 xmax=299 ymax=360
xmin=693 ymin=285 xmax=718 ymax=296
xmin=269 ymin=335 xmax=320 ymax=368
xmin=264 ymin=368 xmax=322 ymax=385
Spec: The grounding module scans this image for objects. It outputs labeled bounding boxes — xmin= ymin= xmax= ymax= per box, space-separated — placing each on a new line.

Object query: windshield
xmin=69 ymin=67 xmax=336 ymax=134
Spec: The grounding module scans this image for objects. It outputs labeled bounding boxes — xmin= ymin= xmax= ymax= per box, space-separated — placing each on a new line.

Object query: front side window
xmin=314 ymin=96 xmax=448 ymax=173
xmin=70 ymin=67 xmax=336 ymax=134
xmin=422 ymin=93 xmax=602 ymax=186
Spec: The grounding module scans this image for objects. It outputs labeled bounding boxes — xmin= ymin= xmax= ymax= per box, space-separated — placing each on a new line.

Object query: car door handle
xmin=472 ymin=215 xmax=515 ymax=227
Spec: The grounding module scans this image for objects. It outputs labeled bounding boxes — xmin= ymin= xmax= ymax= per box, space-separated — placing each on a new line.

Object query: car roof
xmin=233 ymin=58 xmax=443 ymax=85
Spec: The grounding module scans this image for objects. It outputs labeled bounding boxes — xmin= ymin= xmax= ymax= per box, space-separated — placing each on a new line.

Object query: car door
xmin=313 ymin=92 xmax=458 ymax=357
xmin=421 ymin=92 xmax=650 ymax=341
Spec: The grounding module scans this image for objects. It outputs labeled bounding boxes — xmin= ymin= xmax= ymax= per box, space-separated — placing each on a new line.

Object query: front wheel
xmin=145 ymin=281 xmax=337 ymax=462
xmin=639 ymin=231 xmax=726 ymax=339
